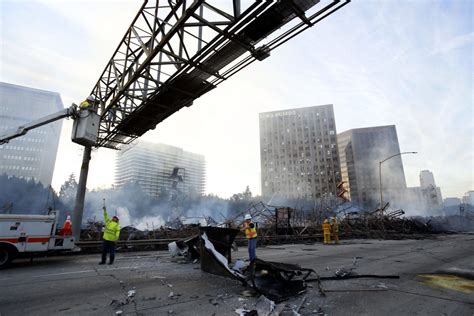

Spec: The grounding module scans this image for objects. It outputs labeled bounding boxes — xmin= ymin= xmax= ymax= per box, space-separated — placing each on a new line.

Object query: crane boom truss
xmin=90 ymin=0 xmax=350 ymax=149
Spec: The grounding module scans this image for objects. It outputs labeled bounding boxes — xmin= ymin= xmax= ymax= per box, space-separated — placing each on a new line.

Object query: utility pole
xmin=72 ymin=146 xmax=92 ymax=241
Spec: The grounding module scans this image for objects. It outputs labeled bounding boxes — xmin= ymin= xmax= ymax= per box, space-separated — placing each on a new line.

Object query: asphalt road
xmin=0 ymin=234 xmax=473 ymax=315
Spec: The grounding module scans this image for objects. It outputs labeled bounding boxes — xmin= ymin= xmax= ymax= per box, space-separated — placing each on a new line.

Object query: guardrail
xmin=76 ymin=234 xmax=324 ymax=250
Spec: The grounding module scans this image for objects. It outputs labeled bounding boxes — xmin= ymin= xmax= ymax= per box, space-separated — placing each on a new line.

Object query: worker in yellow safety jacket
xmin=241 ymin=214 xmax=257 ymax=261
xmin=331 ymin=216 xmax=339 ymax=244
xmin=80 ymin=95 xmax=97 ymax=111
xmin=322 ymin=218 xmax=331 ymax=244
xmin=100 ymin=207 xmax=121 ymax=265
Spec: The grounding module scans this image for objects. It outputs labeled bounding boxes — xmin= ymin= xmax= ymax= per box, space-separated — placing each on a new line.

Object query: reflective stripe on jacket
xmin=103 ymin=209 xmax=120 ymax=241
xmin=244 ymin=222 xmax=257 ymax=239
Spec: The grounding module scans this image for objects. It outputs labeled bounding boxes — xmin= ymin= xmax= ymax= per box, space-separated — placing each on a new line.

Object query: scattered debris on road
xmin=255 ymin=295 xmax=275 ymax=315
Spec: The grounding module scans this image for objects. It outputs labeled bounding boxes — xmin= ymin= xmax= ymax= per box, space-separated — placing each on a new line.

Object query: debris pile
xmin=195 ymin=225 xmax=404 ymax=301
xmin=341 ymin=212 xmax=432 ymax=239
xmin=79 ymin=200 xmax=471 ymax=252
xmin=197 ymin=227 xmax=321 ymax=304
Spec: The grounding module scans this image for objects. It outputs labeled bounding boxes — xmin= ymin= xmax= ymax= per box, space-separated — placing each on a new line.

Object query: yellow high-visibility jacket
xmin=80 ymin=100 xmax=92 ymax=108
xmin=103 ymin=209 xmax=120 ymax=242
xmin=244 ymin=221 xmax=257 ymax=239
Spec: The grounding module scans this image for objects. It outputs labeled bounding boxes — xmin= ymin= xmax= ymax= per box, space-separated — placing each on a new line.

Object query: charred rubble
xmin=79 ymin=200 xmax=473 ymax=246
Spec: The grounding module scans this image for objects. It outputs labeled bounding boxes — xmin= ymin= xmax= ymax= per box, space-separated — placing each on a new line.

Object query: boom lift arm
xmin=0 ymin=104 xmax=100 ymax=147
xmin=0 ymin=104 xmax=78 ymax=145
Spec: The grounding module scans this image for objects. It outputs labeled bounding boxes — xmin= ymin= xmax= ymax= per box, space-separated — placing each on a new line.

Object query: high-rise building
xmin=443 ymin=197 xmax=461 ymax=208
xmin=462 ymin=191 xmax=474 ymax=206
xmin=337 ymin=125 xmax=407 ymax=210
xmin=259 ymin=105 xmax=341 ymax=200
xmin=0 ymin=82 xmax=63 ymax=186
xmin=420 ymin=170 xmax=436 ymax=187
xmin=115 ymin=141 xmax=205 ymax=197
xmin=443 ymin=197 xmax=462 ymax=215
xmin=419 ymin=170 xmax=442 ymax=209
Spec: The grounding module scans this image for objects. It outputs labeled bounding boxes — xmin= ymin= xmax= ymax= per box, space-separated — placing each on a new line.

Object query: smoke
xmin=412 ymin=209 xmax=474 ymax=232
xmin=134 ymin=216 xmax=166 ymax=230
xmin=75 ymin=182 xmax=249 ymax=228
xmin=1 ymin=175 xmax=238 ymax=228
xmin=0 ymin=174 xmax=67 ymax=218
xmin=115 ymin=207 xmax=132 ymax=227
xmin=340 ymin=131 xmax=445 ymax=217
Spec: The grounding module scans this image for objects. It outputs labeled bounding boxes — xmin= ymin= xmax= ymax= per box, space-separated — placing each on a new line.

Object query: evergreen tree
xmin=59 ymin=173 xmax=78 ymax=200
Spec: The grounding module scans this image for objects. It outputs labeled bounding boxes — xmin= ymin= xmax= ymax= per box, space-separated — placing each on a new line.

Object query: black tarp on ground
xmin=247 ymin=258 xmax=315 ymax=302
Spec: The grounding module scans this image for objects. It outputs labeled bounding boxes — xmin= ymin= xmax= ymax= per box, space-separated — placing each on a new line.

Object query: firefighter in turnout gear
xmin=331 ymin=216 xmax=339 ymax=244
xmin=241 ymin=214 xmax=257 ymax=261
xmin=100 ymin=207 xmax=120 ymax=265
xmin=322 ymin=218 xmax=331 ymax=244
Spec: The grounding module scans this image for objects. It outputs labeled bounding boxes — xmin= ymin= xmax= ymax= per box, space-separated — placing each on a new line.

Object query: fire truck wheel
xmin=0 ymin=246 xmax=14 ymax=269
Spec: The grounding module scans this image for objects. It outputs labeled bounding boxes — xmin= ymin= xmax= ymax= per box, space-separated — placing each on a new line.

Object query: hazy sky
xmin=1 ymin=0 xmax=473 ymax=199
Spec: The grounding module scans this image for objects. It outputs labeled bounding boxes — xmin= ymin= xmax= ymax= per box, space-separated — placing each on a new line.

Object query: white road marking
xmin=0 ymin=266 xmax=138 ymax=281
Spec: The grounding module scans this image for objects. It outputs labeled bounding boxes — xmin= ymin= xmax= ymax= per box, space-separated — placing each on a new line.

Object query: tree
xmin=230 ymin=186 xmax=253 ymax=202
xmin=243 ymin=186 xmax=252 ymax=200
xmin=59 ymin=174 xmax=78 ymax=200
xmin=0 ymin=174 xmax=65 ymax=215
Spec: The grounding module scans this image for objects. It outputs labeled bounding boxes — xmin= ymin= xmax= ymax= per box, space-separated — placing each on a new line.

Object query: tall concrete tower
xmin=0 ymin=82 xmax=63 ymax=186
xmin=338 ymin=125 xmax=406 ymax=210
xmin=259 ymin=104 xmax=341 ymax=200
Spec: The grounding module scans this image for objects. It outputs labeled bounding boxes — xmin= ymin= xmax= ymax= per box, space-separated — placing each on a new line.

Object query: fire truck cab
xmin=0 ymin=210 xmax=76 ymax=269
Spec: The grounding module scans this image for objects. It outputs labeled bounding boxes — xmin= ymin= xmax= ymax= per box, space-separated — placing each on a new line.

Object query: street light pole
xmin=379 ymin=151 xmax=417 ymax=213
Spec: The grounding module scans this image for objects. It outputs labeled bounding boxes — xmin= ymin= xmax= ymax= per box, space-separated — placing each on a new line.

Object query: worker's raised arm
xmin=103 ymin=207 xmax=110 ymax=223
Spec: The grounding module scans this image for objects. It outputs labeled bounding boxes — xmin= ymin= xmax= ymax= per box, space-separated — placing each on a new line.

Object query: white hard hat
xmin=244 ymin=214 xmax=252 ymax=220
xmin=86 ymin=95 xmax=95 ymax=102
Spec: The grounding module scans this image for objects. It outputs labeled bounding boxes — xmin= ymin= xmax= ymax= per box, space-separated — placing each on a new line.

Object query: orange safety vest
xmin=244 ymin=222 xmax=257 ymax=239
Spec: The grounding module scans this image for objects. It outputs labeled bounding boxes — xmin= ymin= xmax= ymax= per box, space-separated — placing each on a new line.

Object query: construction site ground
xmin=1 ymin=234 xmax=473 ymax=316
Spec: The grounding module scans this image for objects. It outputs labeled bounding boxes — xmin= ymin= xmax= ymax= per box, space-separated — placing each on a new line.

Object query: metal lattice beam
xmin=90 ymin=0 xmax=350 ymax=149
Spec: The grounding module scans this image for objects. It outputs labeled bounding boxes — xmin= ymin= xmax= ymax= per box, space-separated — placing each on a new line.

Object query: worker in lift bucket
xmin=100 ymin=207 xmax=121 ymax=265
xmin=240 ymin=214 xmax=257 ymax=261
xmin=80 ymin=95 xmax=98 ymax=111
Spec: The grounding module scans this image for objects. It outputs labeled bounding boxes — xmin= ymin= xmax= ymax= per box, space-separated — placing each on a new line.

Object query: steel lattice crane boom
xmin=91 ymin=0 xmax=350 ymax=149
